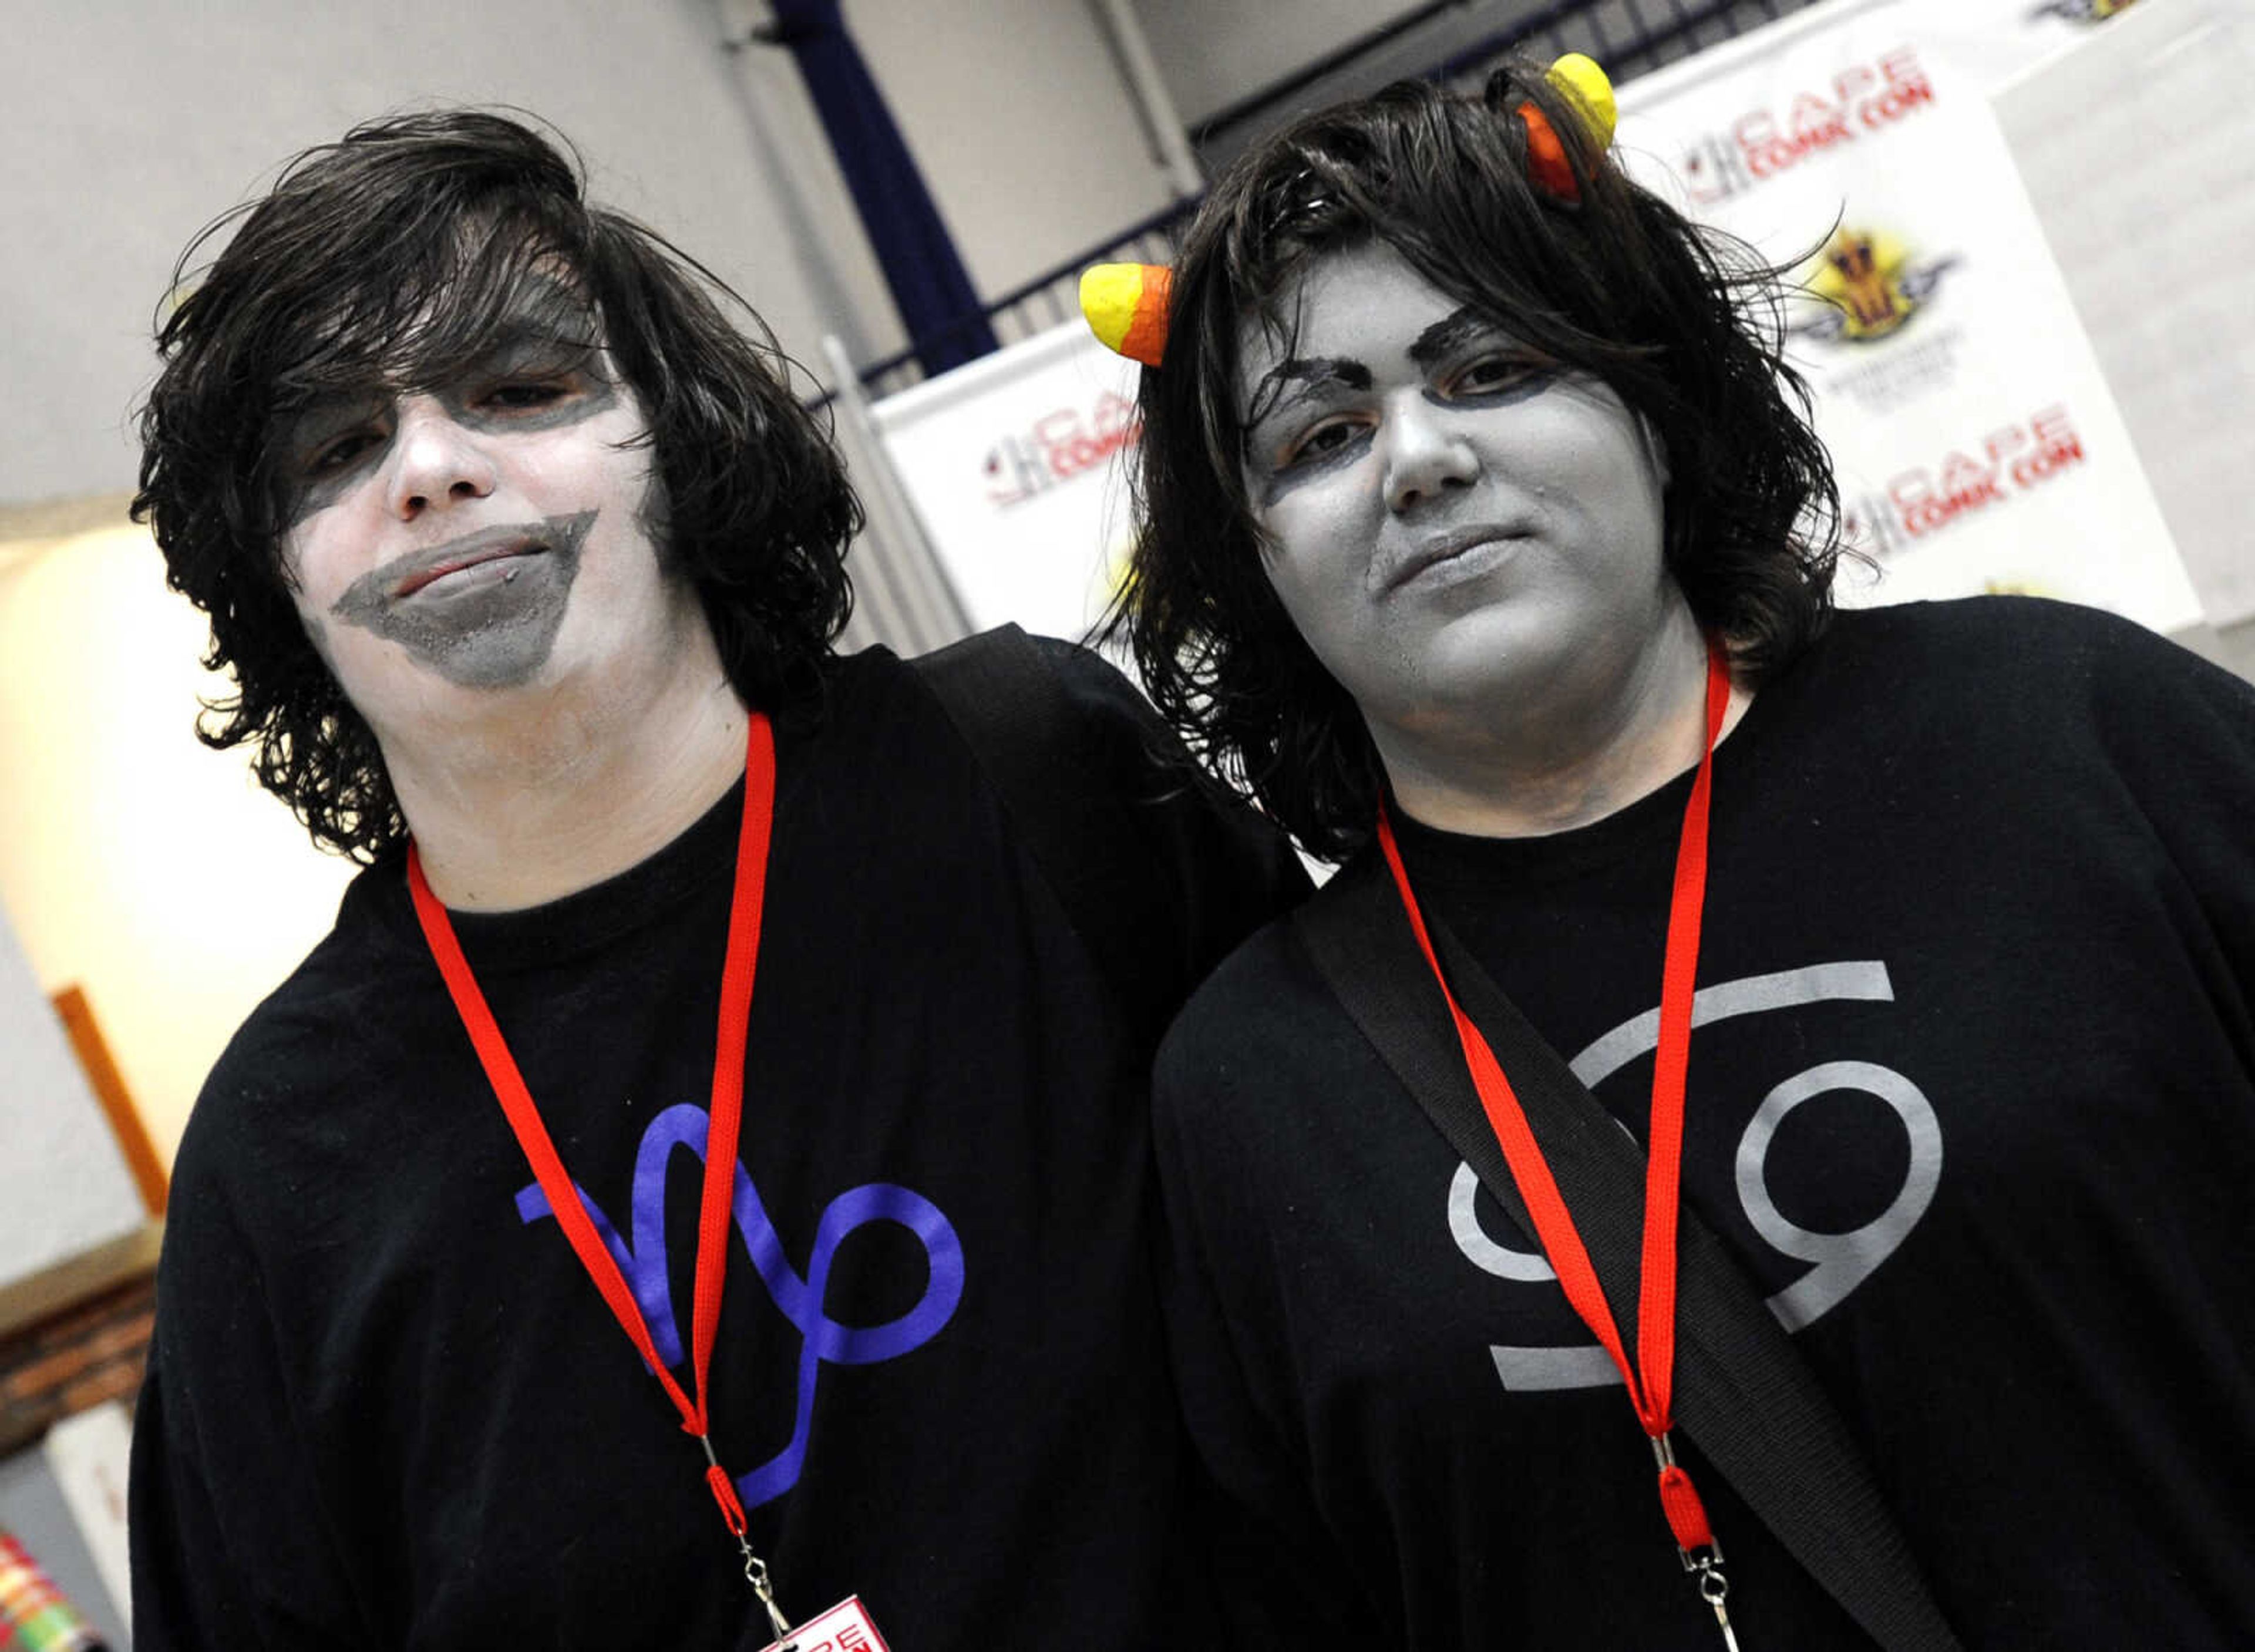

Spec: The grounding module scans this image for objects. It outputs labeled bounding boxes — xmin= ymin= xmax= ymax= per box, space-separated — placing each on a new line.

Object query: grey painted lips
xmin=328 ymin=509 xmax=597 ymax=689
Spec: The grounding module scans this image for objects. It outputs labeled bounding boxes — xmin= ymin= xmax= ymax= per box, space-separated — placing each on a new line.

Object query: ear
xmin=1641 ymin=415 xmax=1671 ymax=490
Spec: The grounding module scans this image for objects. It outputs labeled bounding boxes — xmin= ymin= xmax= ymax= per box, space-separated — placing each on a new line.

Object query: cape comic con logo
xmin=1846 ymin=403 xmax=2089 ymax=556
xmin=1675 ymin=47 xmax=1936 ymax=206
xmin=981 ymin=391 xmax=1138 ymax=509
xmin=1796 ymin=227 xmax=1962 ymax=346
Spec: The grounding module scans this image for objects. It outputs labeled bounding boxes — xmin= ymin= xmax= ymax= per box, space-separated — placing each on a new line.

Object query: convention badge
xmin=758 ymin=1595 xmax=890 ymax=1652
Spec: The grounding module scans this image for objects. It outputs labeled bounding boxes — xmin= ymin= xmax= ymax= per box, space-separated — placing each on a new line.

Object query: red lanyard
xmin=1377 ymin=645 xmax=1729 ymax=1564
xmin=406 ymin=712 xmax=775 ymax=1550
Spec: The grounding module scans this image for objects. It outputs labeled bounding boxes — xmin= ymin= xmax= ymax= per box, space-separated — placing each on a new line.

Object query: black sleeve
xmin=1149 ymin=967 xmax=1381 ymax=1649
xmin=1968 ymin=600 xmax=2255 ymax=1045
xmin=2086 ymin=615 xmax=2255 ymax=1011
xmin=130 ymin=1115 xmax=370 ymax=1650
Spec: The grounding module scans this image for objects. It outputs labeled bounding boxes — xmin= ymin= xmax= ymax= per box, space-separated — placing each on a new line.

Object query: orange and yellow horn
xmin=1546 ymin=53 xmax=1617 ymax=150
xmin=1518 ymin=53 xmax=1618 ymax=206
xmin=1080 ymin=263 xmax=1173 ymax=368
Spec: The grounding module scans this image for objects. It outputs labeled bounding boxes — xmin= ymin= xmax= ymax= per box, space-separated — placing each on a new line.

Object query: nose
xmin=383 ymin=396 xmax=497 ymax=520
xmin=1383 ymin=396 xmax=1479 ymax=516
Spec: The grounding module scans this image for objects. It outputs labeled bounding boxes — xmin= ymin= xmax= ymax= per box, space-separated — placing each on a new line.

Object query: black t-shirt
xmin=1156 ymin=598 xmax=2255 ymax=1648
xmin=131 ymin=640 xmax=1305 ymax=1650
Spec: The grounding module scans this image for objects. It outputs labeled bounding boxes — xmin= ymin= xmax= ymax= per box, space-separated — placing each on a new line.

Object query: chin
xmin=1420 ymin=611 xmax=1571 ymax=696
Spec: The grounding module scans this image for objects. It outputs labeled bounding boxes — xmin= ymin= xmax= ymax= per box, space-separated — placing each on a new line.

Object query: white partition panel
xmin=0 ymin=900 xmax=141 ymax=1293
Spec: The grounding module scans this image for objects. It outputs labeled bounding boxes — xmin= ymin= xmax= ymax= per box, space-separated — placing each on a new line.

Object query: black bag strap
xmin=911 ymin=625 xmax=1174 ymax=1039
xmin=1293 ymin=854 xmax=1963 ymax=1652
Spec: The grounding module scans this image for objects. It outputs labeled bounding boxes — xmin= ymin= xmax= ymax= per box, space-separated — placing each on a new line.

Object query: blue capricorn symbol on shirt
xmin=514 ymin=1102 xmax=965 ymax=1509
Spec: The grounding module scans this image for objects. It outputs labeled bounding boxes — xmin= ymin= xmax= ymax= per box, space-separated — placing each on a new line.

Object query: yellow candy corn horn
xmin=1517 ymin=54 xmax=1618 ymax=206
xmin=1080 ymin=263 xmax=1173 ymax=368
xmin=1544 ymin=53 xmax=1617 ymax=152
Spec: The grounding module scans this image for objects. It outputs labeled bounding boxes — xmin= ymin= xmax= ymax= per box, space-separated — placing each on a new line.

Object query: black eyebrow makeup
xmin=1408 ymin=307 xmax=1500 ymax=370
xmin=1250 ymin=355 xmax=1374 ymax=412
xmin=1243 ymin=355 xmax=1374 ymax=459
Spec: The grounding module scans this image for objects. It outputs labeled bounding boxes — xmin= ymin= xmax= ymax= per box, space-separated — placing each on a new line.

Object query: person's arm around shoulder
xmin=1028 ymin=636 xmax=1310 ymax=1003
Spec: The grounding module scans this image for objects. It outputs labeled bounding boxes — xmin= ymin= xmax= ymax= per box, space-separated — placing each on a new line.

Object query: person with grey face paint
xmin=128 ymin=110 xmax=1303 ymax=1648
xmin=322 ymin=507 xmax=598 ymax=691
xmin=1108 ymin=59 xmax=2255 ymax=1652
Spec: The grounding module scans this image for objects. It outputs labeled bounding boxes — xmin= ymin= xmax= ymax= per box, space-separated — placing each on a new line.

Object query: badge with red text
xmin=759 ymin=1596 xmax=888 ymax=1652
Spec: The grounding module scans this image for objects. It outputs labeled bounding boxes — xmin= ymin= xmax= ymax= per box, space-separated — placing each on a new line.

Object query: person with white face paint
xmin=1102 ymin=58 xmax=2255 ymax=1651
xmin=127 ymin=112 xmax=1304 ymax=1648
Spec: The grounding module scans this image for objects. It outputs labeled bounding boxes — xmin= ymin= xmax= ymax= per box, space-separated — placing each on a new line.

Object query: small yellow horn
xmin=1545 ymin=53 xmax=1617 ymax=152
xmin=1080 ymin=263 xmax=1173 ymax=368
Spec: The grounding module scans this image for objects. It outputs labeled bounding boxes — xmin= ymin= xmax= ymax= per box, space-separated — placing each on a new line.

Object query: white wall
xmin=0 ymin=0 xmax=1186 ymax=509
xmin=1131 ymin=0 xmax=1432 ymax=124
xmin=0 ymin=1 xmax=896 ymax=504
xmin=850 ymin=0 xmax=1181 ymax=298
xmin=1993 ymin=0 xmax=2255 ymax=630
xmin=0 ymin=525 xmax=361 ymax=1169
xmin=0 ymin=883 xmax=143 ymax=1291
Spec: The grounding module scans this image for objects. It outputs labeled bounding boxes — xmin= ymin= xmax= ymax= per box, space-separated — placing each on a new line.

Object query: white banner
xmin=1990 ymin=0 xmax=2255 ymax=627
xmin=0 ymin=898 xmax=143 ymax=1295
xmin=43 ymin=1401 xmax=133 ymax=1634
xmin=1615 ymin=0 xmax=2201 ymax=629
xmin=868 ymin=321 xmax=1142 ymax=648
xmin=1906 ymin=0 xmax=2150 ymax=89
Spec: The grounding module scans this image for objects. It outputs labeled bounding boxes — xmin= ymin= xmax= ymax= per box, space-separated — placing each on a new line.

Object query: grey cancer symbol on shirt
xmin=1448 ymin=961 xmax=1943 ymax=1391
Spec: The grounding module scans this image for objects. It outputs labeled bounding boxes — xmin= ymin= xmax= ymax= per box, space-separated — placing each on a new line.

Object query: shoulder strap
xmin=911 ymin=625 xmax=1173 ymax=1039
xmin=1293 ymin=856 xmax=1963 ymax=1652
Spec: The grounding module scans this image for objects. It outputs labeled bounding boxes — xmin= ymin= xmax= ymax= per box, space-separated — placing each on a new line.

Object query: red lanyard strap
xmin=1378 ymin=645 xmax=1729 ymax=1559
xmin=408 ymin=712 xmax=776 ymax=1540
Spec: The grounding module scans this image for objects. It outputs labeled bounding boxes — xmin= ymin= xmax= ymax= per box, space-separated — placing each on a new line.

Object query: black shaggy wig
xmin=134 ymin=109 xmax=861 ymax=862
xmin=1118 ymin=62 xmax=1841 ymax=860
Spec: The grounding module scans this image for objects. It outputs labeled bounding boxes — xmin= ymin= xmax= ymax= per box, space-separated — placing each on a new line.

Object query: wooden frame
xmin=48 ymin=985 xmax=166 ymax=1218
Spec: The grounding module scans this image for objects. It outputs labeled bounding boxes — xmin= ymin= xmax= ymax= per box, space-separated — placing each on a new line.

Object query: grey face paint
xmin=1244 ymin=317 xmax=1561 ymax=510
xmin=280 ymin=339 xmax=622 ymax=529
xmin=327 ymin=509 xmax=596 ymax=689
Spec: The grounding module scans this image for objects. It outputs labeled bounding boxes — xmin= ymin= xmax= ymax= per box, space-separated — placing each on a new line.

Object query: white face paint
xmin=1237 ymin=241 xmax=1684 ymax=765
xmin=276 ymin=306 xmax=695 ymax=746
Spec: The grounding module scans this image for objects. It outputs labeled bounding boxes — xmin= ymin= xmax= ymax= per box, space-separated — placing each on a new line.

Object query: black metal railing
xmin=835 ymin=0 xmax=1820 ymax=406
xmin=1427 ymin=0 xmax=1803 ymax=93
xmin=844 ymin=194 xmax=1200 ymax=402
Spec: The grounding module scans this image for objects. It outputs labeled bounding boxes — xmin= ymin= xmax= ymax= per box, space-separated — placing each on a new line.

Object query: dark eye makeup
xmin=305 ymin=430 xmax=382 ymax=476
xmin=480 ymin=379 xmax=574 ymax=411
xmin=1445 ymin=352 xmax=1562 ymax=409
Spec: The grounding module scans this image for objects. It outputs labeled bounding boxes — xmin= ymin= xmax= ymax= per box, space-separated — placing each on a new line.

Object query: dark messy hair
xmin=1119 ymin=63 xmax=1840 ymax=859
xmin=133 ymin=109 xmax=861 ymax=862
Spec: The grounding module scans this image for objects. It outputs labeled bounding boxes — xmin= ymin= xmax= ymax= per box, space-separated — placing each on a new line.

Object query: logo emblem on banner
xmin=1614 ymin=0 xmax=2200 ymax=627
xmin=1672 ymin=47 xmax=1937 ymax=206
xmin=2031 ymin=0 xmax=2139 ymax=22
xmin=1795 ymin=226 xmax=1961 ymax=346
